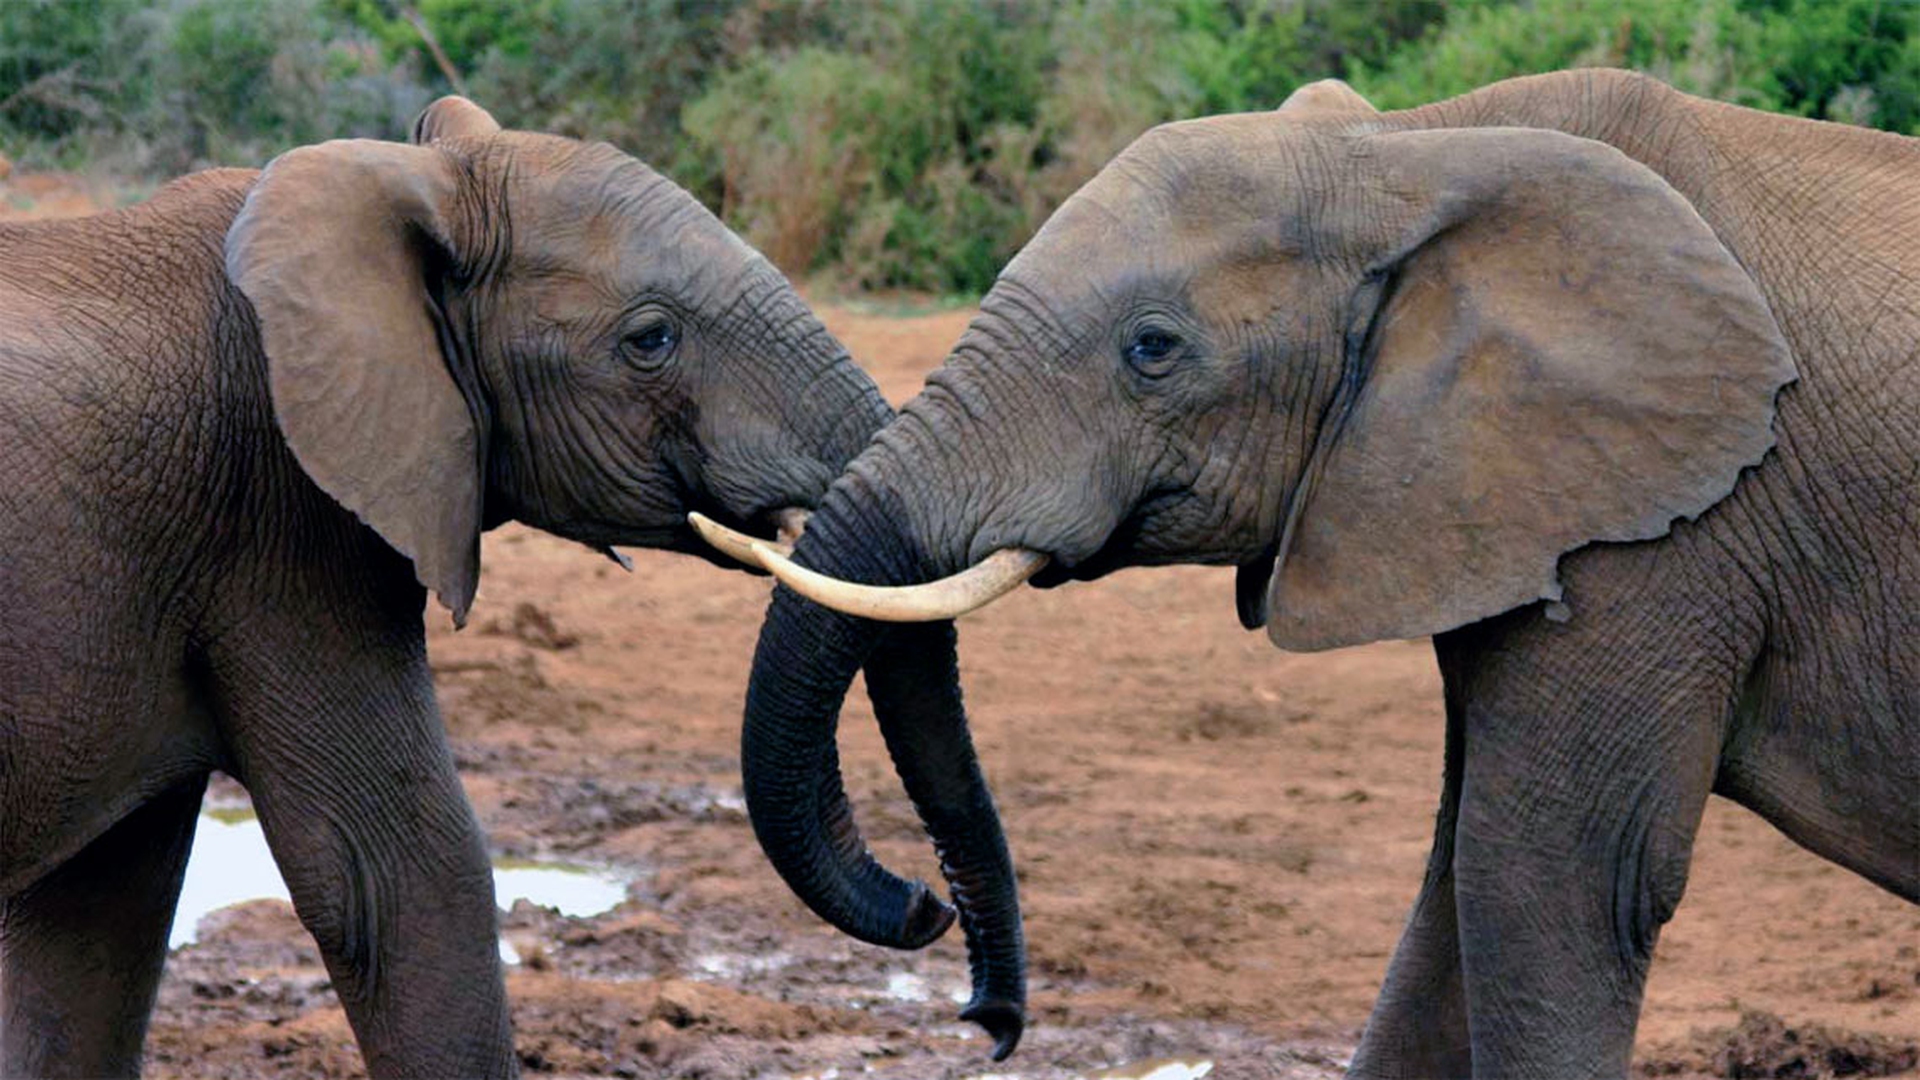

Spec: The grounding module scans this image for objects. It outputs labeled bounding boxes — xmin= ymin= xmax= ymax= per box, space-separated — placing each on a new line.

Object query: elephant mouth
xmin=1029 ymin=535 xmax=1130 ymax=588
xmin=632 ymin=503 xmax=806 ymax=574
xmin=679 ymin=506 xmax=810 ymax=573
xmin=1028 ymin=490 xmax=1182 ymax=588
xmin=1032 ymin=494 xmax=1279 ymax=631
xmin=1034 ymin=532 xmax=1279 ymax=633
xmin=679 ymin=507 xmax=806 ymax=572
xmin=716 ymin=491 xmax=1236 ymax=622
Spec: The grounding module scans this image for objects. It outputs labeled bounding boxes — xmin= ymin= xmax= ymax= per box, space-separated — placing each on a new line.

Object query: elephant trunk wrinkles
xmin=863 ymin=621 xmax=1025 ymax=1056
xmin=742 ymin=472 xmax=1026 ymax=1059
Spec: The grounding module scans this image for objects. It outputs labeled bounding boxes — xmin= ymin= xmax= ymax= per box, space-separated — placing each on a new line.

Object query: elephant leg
xmin=1 ymin=776 xmax=208 ymax=1078
xmin=1436 ymin=609 xmax=1733 ymax=1080
xmin=1348 ymin=682 xmax=1471 ymax=1079
xmin=209 ymin=616 xmax=515 ymax=1078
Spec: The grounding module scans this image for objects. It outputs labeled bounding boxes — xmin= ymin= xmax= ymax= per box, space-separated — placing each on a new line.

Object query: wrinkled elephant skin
xmin=739 ymin=70 xmax=1920 ymax=1078
xmin=0 ymin=97 xmax=905 ymax=1077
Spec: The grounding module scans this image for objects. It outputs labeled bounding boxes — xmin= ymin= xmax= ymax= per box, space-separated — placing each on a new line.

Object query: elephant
xmin=702 ymin=69 xmax=1920 ymax=1076
xmin=0 ymin=95 xmax=979 ymax=1077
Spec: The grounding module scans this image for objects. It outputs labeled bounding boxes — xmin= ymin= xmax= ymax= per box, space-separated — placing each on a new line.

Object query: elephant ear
xmin=225 ymin=140 xmax=485 ymax=625
xmin=1262 ymin=127 xmax=1795 ymax=651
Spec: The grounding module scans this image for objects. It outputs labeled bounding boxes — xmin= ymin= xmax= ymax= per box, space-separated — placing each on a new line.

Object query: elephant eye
xmin=622 ymin=321 xmax=679 ymax=366
xmin=1126 ymin=327 xmax=1182 ymax=374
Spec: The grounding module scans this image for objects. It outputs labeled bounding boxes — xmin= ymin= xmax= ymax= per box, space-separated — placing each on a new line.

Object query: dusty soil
xmin=6 ymin=172 xmax=1916 ymax=1079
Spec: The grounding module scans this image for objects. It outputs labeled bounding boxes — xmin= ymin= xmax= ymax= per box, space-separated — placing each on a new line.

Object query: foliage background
xmin=4 ymin=0 xmax=1917 ymax=293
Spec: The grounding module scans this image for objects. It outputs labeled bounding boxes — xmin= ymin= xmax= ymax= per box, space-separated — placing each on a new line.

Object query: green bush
xmin=1744 ymin=0 xmax=1920 ymax=132
xmin=1349 ymin=0 xmax=1920 ymax=131
xmin=5 ymin=0 xmax=1917 ymax=290
xmin=152 ymin=0 xmax=411 ymax=163
xmin=680 ymin=1 xmax=1074 ymax=290
xmin=335 ymin=0 xmax=734 ymax=157
xmin=3 ymin=0 xmax=426 ymax=173
xmin=685 ymin=47 xmax=912 ymax=273
xmin=1352 ymin=0 xmax=1751 ymax=107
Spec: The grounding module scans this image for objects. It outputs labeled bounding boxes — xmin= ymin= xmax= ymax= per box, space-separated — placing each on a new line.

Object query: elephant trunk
xmin=864 ymin=621 xmax=1025 ymax=1055
xmin=741 ymin=582 xmax=956 ymax=951
xmin=741 ymin=469 xmax=1026 ymax=1059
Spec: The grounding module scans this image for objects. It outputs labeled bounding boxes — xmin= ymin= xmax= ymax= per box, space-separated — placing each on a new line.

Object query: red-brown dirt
xmin=6 ymin=172 xmax=1916 ymax=1079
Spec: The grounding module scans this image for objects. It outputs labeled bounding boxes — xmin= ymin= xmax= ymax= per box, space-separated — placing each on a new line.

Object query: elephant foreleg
xmin=1 ymin=776 xmax=207 ymax=1078
xmin=208 ymin=609 xmax=515 ymax=1079
xmin=1435 ymin=606 xmax=1734 ymax=1080
xmin=1349 ymin=687 xmax=1471 ymax=1079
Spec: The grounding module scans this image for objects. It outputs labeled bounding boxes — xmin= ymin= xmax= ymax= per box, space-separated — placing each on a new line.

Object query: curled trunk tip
xmin=962 ymin=997 xmax=1024 ymax=1060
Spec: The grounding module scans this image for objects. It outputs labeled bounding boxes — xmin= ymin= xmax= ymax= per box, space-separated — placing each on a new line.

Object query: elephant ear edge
xmin=412 ymin=96 xmax=502 ymax=145
xmin=225 ymin=139 xmax=486 ymax=626
xmin=1263 ymin=126 xmax=1795 ymax=652
xmin=1276 ymin=79 xmax=1379 ymax=118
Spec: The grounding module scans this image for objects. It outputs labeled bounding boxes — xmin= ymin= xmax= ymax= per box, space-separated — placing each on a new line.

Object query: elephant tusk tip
xmin=689 ymin=511 xmax=796 ymax=568
xmin=959 ymin=997 xmax=1025 ymax=1061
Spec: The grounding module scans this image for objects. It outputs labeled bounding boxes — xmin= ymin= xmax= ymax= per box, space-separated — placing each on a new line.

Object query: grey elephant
xmin=700 ymin=70 xmax=1920 ymax=1076
xmin=0 ymin=96 xmax=974 ymax=1077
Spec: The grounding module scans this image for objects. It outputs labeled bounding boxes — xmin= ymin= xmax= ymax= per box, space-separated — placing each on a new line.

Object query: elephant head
xmin=221 ymin=96 xmax=889 ymax=625
xmin=224 ymin=97 xmax=985 ymax=963
xmin=717 ymin=82 xmax=1795 ymax=1053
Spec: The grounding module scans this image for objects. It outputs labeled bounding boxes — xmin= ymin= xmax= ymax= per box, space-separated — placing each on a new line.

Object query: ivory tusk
xmin=751 ymin=543 xmax=1048 ymax=622
xmin=688 ymin=511 xmax=796 ymax=567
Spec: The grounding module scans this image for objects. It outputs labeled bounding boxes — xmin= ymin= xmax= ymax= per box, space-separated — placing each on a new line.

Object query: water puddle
xmin=692 ymin=949 xmax=794 ymax=980
xmin=491 ymin=858 xmax=628 ymax=917
xmin=690 ymin=949 xmax=972 ymax=1012
xmin=952 ymin=1066 xmax=1213 ymax=1080
xmin=786 ymin=1055 xmax=1217 ymax=1080
xmin=1089 ymin=1061 xmax=1214 ymax=1080
xmin=171 ymin=809 xmax=628 ymax=950
xmin=172 ymin=812 xmax=292 ymax=949
xmin=885 ymin=971 xmax=929 ymax=1003
xmin=878 ymin=971 xmax=971 ymax=1007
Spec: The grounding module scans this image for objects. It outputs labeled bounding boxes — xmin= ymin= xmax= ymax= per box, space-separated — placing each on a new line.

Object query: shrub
xmin=0 ymin=0 xmax=153 ymax=138
xmin=148 ymin=0 xmax=419 ymax=166
xmin=684 ymin=47 xmax=911 ymax=273
xmin=1742 ymin=0 xmax=1920 ymax=132
xmin=2 ymin=0 xmax=426 ymax=173
xmin=6 ymin=0 xmax=1918 ymax=289
xmin=1349 ymin=0 xmax=1919 ymax=130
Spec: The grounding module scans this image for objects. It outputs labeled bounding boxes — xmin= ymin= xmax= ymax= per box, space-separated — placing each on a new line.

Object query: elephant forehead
xmin=1000 ymin=127 xmax=1317 ymax=325
xmin=1127 ymin=114 xmax=1325 ymax=222
xmin=505 ymin=156 xmax=756 ymax=301
xmin=1019 ymin=112 xmax=1318 ymax=250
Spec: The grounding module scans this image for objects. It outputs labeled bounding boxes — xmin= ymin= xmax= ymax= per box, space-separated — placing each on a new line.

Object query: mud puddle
xmin=1087 ymin=1062 xmax=1214 ymax=1080
xmin=173 ymin=798 xmax=629 ymax=950
xmin=787 ymin=1056 xmax=1215 ymax=1080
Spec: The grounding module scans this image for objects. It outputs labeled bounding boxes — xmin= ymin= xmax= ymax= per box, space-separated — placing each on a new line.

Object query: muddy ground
xmin=6 ymin=174 xmax=1917 ymax=1079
